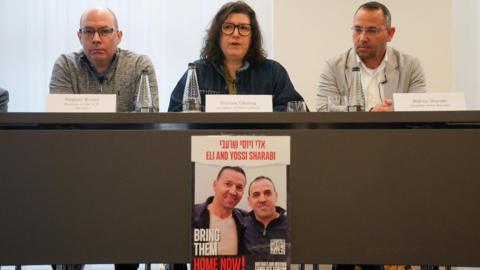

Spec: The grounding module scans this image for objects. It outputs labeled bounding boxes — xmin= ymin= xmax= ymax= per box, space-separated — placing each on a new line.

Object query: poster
xmin=191 ymin=136 xmax=290 ymax=270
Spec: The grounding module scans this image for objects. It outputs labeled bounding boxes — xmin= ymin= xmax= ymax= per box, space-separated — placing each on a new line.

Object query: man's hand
xmin=371 ymin=99 xmax=394 ymax=112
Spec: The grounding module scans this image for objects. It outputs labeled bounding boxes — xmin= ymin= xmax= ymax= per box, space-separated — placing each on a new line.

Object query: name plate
xmin=45 ymin=94 xmax=116 ymax=112
xmin=394 ymin=93 xmax=466 ymax=111
xmin=205 ymin=94 xmax=273 ymax=112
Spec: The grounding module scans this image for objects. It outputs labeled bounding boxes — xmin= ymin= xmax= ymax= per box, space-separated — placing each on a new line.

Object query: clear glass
xmin=317 ymin=96 xmax=328 ymax=112
xmin=182 ymin=63 xmax=202 ymax=112
xmin=328 ymin=95 xmax=348 ymax=112
xmin=135 ymin=71 xmax=153 ymax=112
xmin=287 ymin=101 xmax=307 ymax=112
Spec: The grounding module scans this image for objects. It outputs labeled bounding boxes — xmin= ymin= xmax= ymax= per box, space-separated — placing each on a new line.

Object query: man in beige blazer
xmin=318 ymin=2 xmax=428 ymax=270
xmin=316 ymin=1 xmax=426 ymax=112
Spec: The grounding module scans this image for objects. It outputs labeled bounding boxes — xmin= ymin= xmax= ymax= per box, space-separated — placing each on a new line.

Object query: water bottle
xmin=347 ymin=67 xmax=365 ymax=112
xmin=135 ymin=70 xmax=153 ymax=112
xmin=182 ymin=63 xmax=201 ymax=112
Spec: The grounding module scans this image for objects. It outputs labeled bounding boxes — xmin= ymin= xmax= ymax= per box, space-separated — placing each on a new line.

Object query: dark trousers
xmin=115 ymin=264 xmax=139 ymax=270
xmin=333 ymin=265 xmax=384 ymax=270
xmin=52 ymin=264 xmax=139 ymax=270
xmin=172 ymin=264 xmax=187 ymax=270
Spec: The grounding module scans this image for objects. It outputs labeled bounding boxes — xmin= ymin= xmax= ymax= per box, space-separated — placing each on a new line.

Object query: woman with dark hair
xmin=0 ymin=87 xmax=9 ymax=112
xmin=168 ymin=1 xmax=304 ymax=112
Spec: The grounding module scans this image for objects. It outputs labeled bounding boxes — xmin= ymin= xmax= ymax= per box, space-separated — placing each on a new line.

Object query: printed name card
xmin=394 ymin=93 xmax=466 ymax=111
xmin=45 ymin=94 xmax=116 ymax=112
xmin=205 ymin=94 xmax=273 ymax=112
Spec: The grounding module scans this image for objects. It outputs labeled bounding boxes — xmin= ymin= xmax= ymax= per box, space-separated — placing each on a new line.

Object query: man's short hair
xmin=216 ymin=166 xmax=246 ymax=181
xmin=248 ymin=176 xmax=276 ymax=195
xmin=355 ymin=1 xmax=392 ymax=28
xmin=80 ymin=7 xmax=119 ymax=29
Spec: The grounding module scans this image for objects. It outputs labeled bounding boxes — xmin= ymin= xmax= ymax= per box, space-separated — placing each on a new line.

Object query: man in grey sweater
xmin=49 ymin=7 xmax=154 ymax=270
xmin=49 ymin=7 xmax=158 ymax=112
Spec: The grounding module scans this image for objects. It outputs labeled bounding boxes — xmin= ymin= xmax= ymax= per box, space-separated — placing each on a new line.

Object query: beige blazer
xmin=316 ymin=47 xmax=427 ymax=111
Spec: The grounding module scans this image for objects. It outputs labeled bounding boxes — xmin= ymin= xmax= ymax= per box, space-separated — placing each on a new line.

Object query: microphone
xmin=96 ymin=75 xmax=106 ymax=84
xmin=380 ymin=73 xmax=388 ymax=85
xmin=93 ymin=73 xmax=106 ymax=93
xmin=378 ymin=73 xmax=387 ymax=101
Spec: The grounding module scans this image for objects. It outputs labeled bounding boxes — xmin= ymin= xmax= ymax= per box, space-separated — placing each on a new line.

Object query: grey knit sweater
xmin=0 ymin=87 xmax=8 ymax=112
xmin=49 ymin=49 xmax=159 ymax=112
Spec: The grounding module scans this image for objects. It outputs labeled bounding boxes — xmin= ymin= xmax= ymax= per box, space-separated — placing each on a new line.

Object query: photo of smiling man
xmin=193 ymin=166 xmax=248 ymax=256
xmin=243 ymin=176 xmax=288 ymax=269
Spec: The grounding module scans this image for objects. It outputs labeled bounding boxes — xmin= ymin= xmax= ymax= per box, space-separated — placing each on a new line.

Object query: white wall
xmin=274 ymin=0 xmax=454 ymax=110
xmin=453 ymin=0 xmax=480 ymax=110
